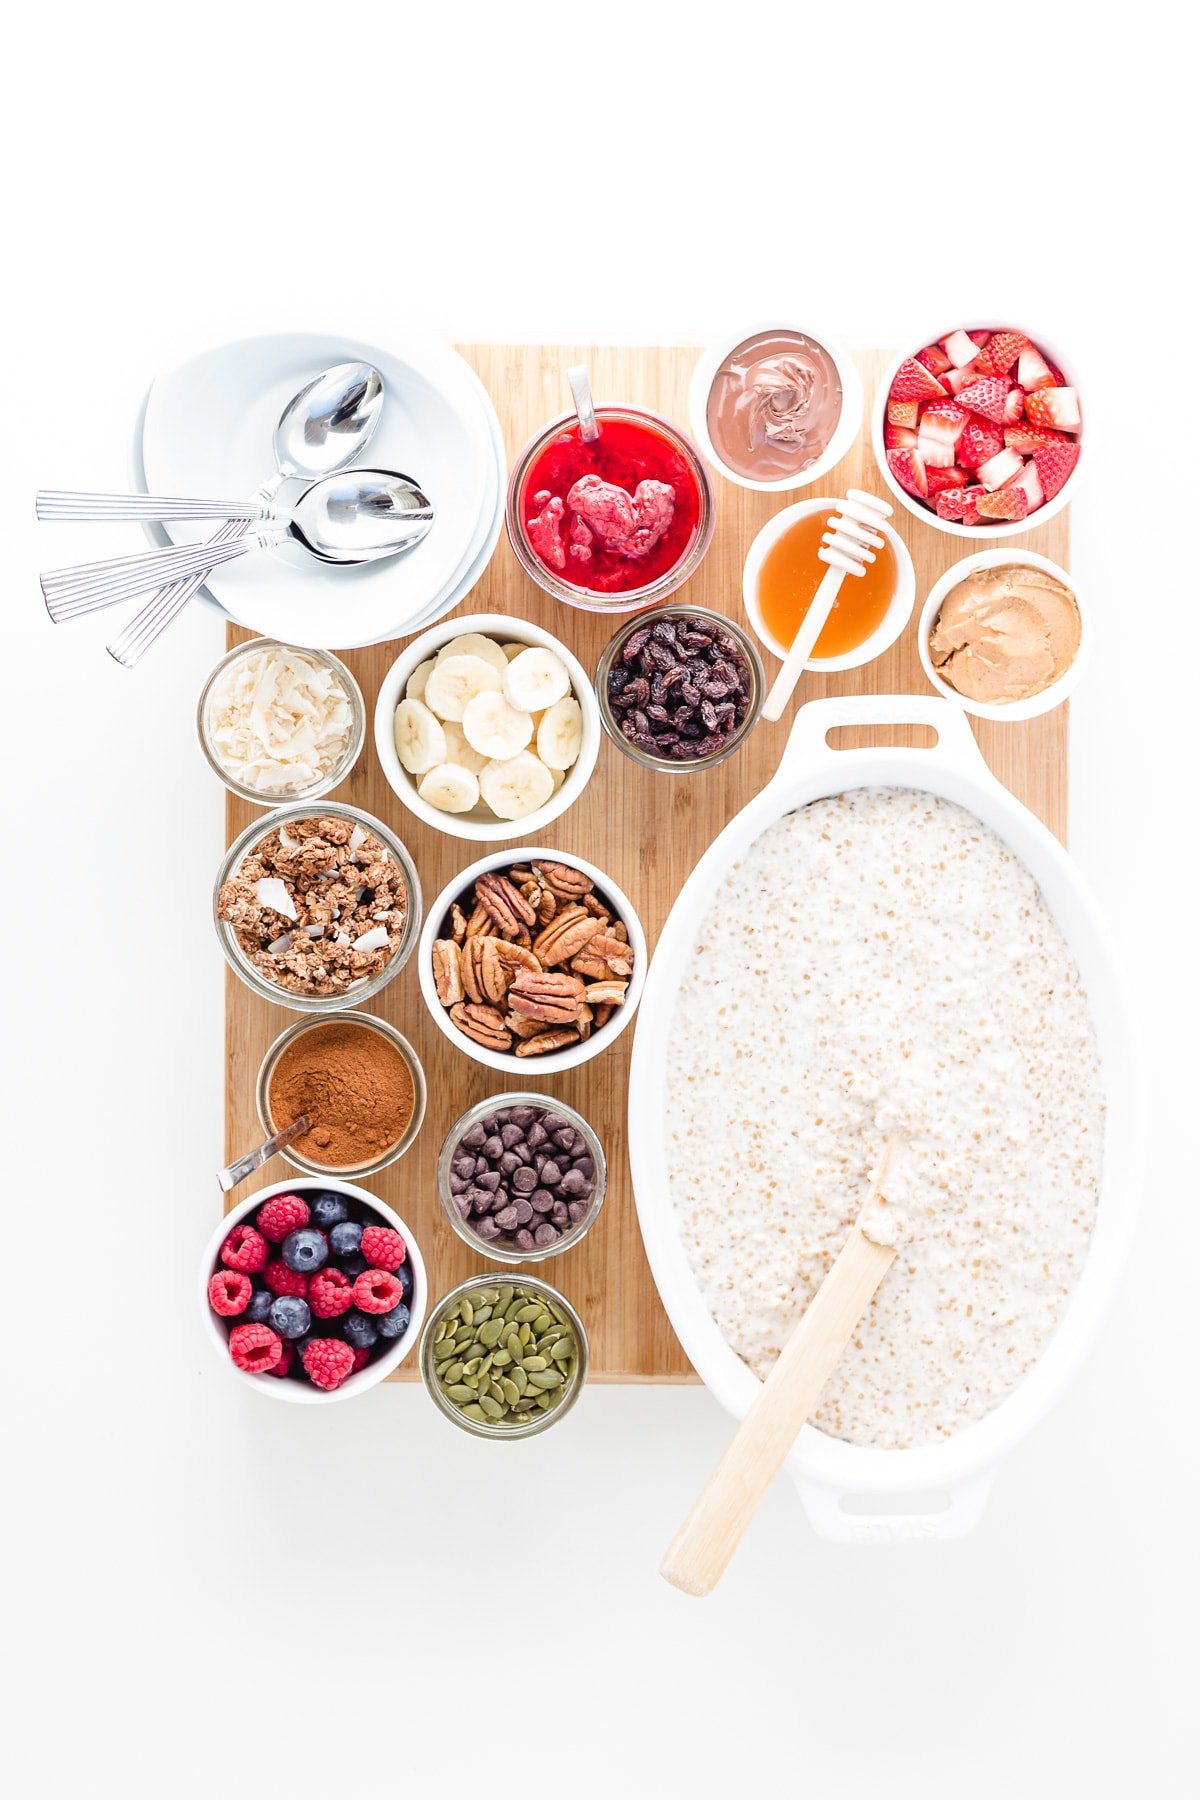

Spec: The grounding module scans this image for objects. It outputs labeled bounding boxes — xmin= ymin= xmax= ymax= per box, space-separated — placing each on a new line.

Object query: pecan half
xmin=505 ymin=1012 xmax=550 ymax=1040
xmin=449 ymin=903 xmax=468 ymax=944
xmin=460 ymin=935 xmax=506 ymax=1005
xmin=515 ymin=1026 xmax=580 ymax=1057
xmin=449 ymin=1001 xmax=512 ymax=1052
xmin=464 ymin=902 xmax=491 ymax=937
xmin=508 ymin=968 xmax=586 ymax=1025
xmin=475 ymin=872 xmax=538 ymax=937
xmin=432 ymin=938 xmax=464 ymax=1006
xmin=582 ymin=893 xmax=612 ymax=921
xmin=583 ymin=979 xmax=628 ymax=1005
xmin=533 ymin=905 xmax=602 ymax=968
xmin=593 ymin=1002 xmax=613 ymax=1027
xmin=532 ymin=860 xmax=594 ymax=900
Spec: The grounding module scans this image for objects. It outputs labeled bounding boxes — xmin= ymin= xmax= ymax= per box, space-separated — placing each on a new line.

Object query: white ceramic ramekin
xmin=741 ymin=496 xmax=916 ymax=672
xmin=199 ymin=1176 xmax=427 ymax=1404
xmin=918 ymin=549 xmax=1090 ymax=723
xmin=688 ymin=322 xmax=864 ymax=493
xmin=870 ymin=322 xmax=1085 ymax=540
xmin=374 ymin=612 xmax=601 ymax=843
xmin=418 ymin=847 xmax=648 ymax=1076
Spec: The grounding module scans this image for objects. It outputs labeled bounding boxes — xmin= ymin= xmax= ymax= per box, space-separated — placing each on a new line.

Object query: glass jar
xmin=594 ymin=603 xmax=765 ymax=773
xmin=436 ymin=1092 xmax=606 ymax=1263
xmin=420 ymin=1272 xmax=589 ymax=1440
xmin=256 ymin=1012 xmax=428 ymax=1179
xmin=505 ymin=405 xmax=715 ymax=613
xmin=213 ymin=800 xmax=422 ymax=1013
xmin=197 ymin=639 xmax=365 ymax=806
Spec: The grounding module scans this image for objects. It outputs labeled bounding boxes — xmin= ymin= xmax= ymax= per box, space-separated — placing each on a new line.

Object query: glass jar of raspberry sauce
xmin=506 ymin=405 xmax=715 ymax=613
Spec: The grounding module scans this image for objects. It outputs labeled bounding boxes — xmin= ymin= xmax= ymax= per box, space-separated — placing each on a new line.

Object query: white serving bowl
xmin=741 ymin=495 xmax=916 ymax=672
xmin=918 ymin=548 xmax=1090 ymax=723
xmin=199 ymin=1176 xmax=427 ymax=1404
xmin=418 ymin=847 xmax=648 ymax=1076
xmin=628 ymin=694 xmax=1137 ymax=1541
xmin=374 ymin=612 xmax=601 ymax=842
xmin=688 ymin=322 xmax=864 ymax=492
xmin=871 ymin=321 xmax=1085 ymax=540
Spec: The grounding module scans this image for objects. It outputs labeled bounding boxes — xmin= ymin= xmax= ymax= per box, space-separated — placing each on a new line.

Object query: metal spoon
xmin=218 ymin=1115 xmax=311 ymax=1194
xmin=42 ymin=468 xmax=434 ymax=621
xmin=106 ymin=360 xmax=384 ymax=666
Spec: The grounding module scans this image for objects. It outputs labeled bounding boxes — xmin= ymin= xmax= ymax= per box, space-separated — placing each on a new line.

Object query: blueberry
xmin=338 ymin=1252 xmax=368 ymax=1277
xmin=244 ymin=1288 xmax=274 ymax=1324
xmin=269 ymin=1295 xmax=311 ymax=1339
xmin=329 ymin=1220 xmax=363 ymax=1259
xmin=342 ymin=1309 xmax=378 ymax=1350
xmin=310 ymin=1192 xmax=349 ymax=1230
xmin=282 ymin=1227 xmax=328 ymax=1273
xmin=393 ymin=1262 xmax=414 ymax=1306
xmin=376 ymin=1302 xmax=411 ymax=1341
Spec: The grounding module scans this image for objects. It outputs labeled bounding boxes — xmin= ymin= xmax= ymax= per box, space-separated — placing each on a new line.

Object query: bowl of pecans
xmin=417 ymin=849 xmax=647 ymax=1074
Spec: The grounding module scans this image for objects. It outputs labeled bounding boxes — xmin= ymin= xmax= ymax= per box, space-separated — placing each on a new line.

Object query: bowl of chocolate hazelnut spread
xmin=689 ymin=322 xmax=863 ymax=491
xmin=919 ymin=550 xmax=1089 ymax=721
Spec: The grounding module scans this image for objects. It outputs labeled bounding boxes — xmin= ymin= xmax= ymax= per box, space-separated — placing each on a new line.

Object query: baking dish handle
xmin=791 ymin=1469 xmax=996 ymax=1544
xmin=774 ymin=694 xmax=991 ymax=785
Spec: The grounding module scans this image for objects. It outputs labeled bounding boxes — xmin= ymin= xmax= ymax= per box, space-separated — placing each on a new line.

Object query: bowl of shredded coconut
xmin=198 ymin=639 xmax=365 ymax=805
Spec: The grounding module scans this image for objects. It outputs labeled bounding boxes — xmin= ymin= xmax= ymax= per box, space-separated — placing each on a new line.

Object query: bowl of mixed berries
xmin=201 ymin=1177 xmax=426 ymax=1402
xmin=872 ymin=324 xmax=1083 ymax=537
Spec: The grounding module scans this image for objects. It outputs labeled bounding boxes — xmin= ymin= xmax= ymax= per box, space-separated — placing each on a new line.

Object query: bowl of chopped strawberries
xmin=871 ymin=324 xmax=1083 ymax=537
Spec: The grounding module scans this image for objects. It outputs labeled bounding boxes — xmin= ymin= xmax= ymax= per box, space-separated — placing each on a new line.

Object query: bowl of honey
xmin=741 ymin=496 xmax=915 ymax=672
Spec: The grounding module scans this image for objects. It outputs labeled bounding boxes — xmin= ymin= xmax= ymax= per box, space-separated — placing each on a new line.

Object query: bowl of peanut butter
xmin=918 ymin=549 xmax=1089 ymax=721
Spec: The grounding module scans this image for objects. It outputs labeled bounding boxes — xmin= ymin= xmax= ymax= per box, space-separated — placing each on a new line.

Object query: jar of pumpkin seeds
xmin=420 ymin=1272 xmax=588 ymax=1439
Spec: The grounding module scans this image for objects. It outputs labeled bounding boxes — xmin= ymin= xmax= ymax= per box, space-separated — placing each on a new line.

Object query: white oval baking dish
xmin=628 ymin=693 xmax=1138 ymax=1543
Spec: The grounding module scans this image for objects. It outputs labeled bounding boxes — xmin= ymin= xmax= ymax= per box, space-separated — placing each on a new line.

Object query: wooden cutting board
xmin=224 ymin=342 xmax=1069 ymax=1381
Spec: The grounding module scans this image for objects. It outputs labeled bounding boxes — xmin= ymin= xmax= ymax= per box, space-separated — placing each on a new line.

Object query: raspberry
xmin=265 ymin=1259 xmax=309 ymax=1299
xmin=302 ymin=1338 xmax=354 ymax=1391
xmin=220 ymin=1223 xmax=268 ymax=1273
xmin=361 ymin=1225 xmax=406 ymax=1270
xmin=354 ymin=1268 xmax=403 ymax=1314
xmin=265 ymin=1339 xmax=295 ymax=1378
xmin=257 ymin=1193 xmax=311 ymax=1244
xmin=229 ymin=1322 xmax=282 ymax=1374
xmin=309 ymin=1267 xmax=354 ymax=1319
xmin=350 ymin=1345 xmax=371 ymax=1373
xmin=208 ymin=1270 xmax=252 ymax=1316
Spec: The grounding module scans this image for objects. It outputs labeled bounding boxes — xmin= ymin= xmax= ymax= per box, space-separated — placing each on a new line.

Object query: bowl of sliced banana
xmin=374 ymin=613 xmax=602 ymax=842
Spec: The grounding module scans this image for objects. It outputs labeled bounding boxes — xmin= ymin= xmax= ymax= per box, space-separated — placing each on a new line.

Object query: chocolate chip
xmin=533 ymin=1224 xmax=559 ymax=1247
xmin=511 ymin=1165 xmax=538 ymax=1194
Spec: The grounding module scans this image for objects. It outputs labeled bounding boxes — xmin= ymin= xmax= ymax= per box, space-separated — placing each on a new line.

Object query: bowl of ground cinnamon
xmin=256 ymin=1013 xmax=426 ymax=1178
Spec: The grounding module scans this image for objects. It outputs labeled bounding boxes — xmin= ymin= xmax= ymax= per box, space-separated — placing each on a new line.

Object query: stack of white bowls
xmin=133 ymin=329 xmax=505 ymax=649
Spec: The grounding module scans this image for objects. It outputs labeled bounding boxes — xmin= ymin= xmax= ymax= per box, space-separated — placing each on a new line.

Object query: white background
xmin=6 ymin=5 xmax=1198 ymax=1794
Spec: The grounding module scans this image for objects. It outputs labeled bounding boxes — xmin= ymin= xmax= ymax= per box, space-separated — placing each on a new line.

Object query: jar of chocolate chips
xmin=594 ymin=603 xmax=764 ymax=773
xmin=437 ymin=1093 xmax=606 ymax=1262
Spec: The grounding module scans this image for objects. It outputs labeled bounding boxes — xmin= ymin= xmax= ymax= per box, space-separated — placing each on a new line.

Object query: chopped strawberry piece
xmin=968 ymin=329 xmax=992 ymax=347
xmin=917 ymin=401 xmax=968 ymax=468
xmin=1044 ymin=357 xmax=1067 ymax=385
xmin=1003 ymin=386 xmax=1025 ymax=424
xmin=922 ymin=400 xmax=968 ymax=432
xmin=977 ymin=331 xmax=1029 ymax=375
xmin=975 ymin=483 xmax=1029 ymax=521
xmin=887 ymin=398 xmax=920 ymax=427
xmin=890 ymin=357 xmax=946 ymax=403
xmin=1008 ymin=459 xmax=1045 ymax=512
xmin=1017 ymin=344 xmax=1055 ymax=392
xmin=935 ymin=485 xmax=981 ymax=523
xmin=927 ymin=465 xmax=968 ymax=496
xmin=884 ymin=422 xmax=919 ymax=450
xmin=1024 ymin=386 xmax=1081 ymax=432
xmin=915 ymin=343 xmax=952 ymax=376
xmin=1005 ymin=422 xmax=1070 ymax=455
xmin=941 ymin=363 xmax=983 ymax=395
xmin=977 ymin=447 xmax=1025 ymax=491
xmin=1032 ymin=439 xmax=1080 ymax=501
xmin=942 ymin=329 xmax=980 ymax=368
xmin=886 ymin=446 xmax=928 ymax=499
xmin=957 ymin=419 xmax=1005 ymax=470
xmin=956 ymin=376 xmax=1011 ymax=424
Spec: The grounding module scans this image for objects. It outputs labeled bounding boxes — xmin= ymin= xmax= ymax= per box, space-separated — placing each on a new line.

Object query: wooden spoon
xmin=660 ymin=1137 xmax=900 ymax=1595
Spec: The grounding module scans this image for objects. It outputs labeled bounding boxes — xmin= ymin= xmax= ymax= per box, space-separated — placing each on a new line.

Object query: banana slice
xmin=424 ymin=654 xmax=502 ymax=722
xmin=394 ymin=697 xmax=447 ymax=775
xmin=502 ymin=642 xmax=527 ymax=662
xmin=537 ymin=695 xmax=583 ymax=771
xmin=504 ymin=647 xmax=571 ymax=714
xmin=405 ymin=657 xmax=435 ymax=701
xmin=435 ymin=633 xmax=509 ymax=677
xmin=462 ymin=690 xmax=534 ymax=760
xmin=441 ymin=719 xmax=488 ymax=777
xmin=479 ymin=751 xmax=555 ymax=821
xmin=418 ymin=762 xmax=480 ymax=814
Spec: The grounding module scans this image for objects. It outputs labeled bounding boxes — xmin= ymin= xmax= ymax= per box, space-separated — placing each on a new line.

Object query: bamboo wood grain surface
xmin=223 ymin=342 xmax=1070 ymax=1381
